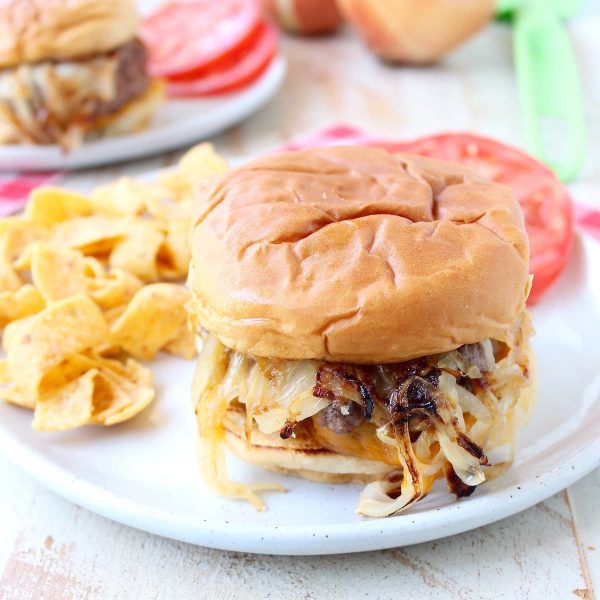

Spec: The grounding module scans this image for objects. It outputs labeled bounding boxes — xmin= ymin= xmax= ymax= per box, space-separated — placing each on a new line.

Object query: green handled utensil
xmin=497 ymin=0 xmax=586 ymax=182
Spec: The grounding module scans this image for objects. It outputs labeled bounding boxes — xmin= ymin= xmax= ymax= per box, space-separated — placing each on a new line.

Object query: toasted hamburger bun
xmin=189 ymin=146 xmax=530 ymax=364
xmin=223 ymin=403 xmax=391 ymax=484
xmin=0 ymin=0 xmax=139 ymax=67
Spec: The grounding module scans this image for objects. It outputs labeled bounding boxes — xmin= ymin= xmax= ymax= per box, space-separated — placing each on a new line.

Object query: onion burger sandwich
xmin=189 ymin=146 xmax=535 ymax=517
xmin=0 ymin=0 xmax=163 ymax=147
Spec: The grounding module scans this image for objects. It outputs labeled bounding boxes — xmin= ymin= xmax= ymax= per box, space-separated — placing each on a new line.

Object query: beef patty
xmin=91 ymin=38 xmax=148 ymax=117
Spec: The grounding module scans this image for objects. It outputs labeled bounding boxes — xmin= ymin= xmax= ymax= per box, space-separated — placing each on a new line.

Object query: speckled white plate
xmin=0 ymin=57 xmax=285 ymax=172
xmin=0 ymin=233 xmax=598 ymax=555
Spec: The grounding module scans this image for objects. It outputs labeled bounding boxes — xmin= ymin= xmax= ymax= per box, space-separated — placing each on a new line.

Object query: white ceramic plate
xmin=0 ymin=233 xmax=599 ymax=555
xmin=0 ymin=57 xmax=285 ymax=172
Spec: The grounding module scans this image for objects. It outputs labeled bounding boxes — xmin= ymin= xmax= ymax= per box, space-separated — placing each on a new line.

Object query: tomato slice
xmin=167 ymin=23 xmax=278 ymax=97
xmin=371 ymin=133 xmax=574 ymax=304
xmin=142 ymin=0 xmax=260 ymax=80
xmin=168 ymin=21 xmax=265 ymax=83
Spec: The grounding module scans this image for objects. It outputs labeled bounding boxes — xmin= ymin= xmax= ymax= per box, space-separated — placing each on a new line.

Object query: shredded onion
xmin=192 ymin=335 xmax=284 ymax=510
xmin=0 ymin=57 xmax=118 ymax=146
xmin=194 ymin=312 xmax=534 ymax=516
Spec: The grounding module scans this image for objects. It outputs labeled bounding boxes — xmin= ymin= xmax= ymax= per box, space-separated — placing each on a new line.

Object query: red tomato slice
xmin=142 ymin=0 xmax=260 ymax=80
xmin=167 ymin=23 xmax=277 ymax=97
xmin=372 ymin=133 xmax=574 ymax=304
xmin=169 ymin=21 xmax=265 ymax=83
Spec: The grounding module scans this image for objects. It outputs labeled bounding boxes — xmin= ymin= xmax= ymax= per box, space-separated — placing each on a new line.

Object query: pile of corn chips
xmin=0 ymin=143 xmax=228 ymax=431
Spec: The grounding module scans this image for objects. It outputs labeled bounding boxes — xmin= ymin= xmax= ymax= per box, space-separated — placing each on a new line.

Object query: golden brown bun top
xmin=0 ymin=0 xmax=139 ymax=67
xmin=189 ymin=146 xmax=530 ymax=363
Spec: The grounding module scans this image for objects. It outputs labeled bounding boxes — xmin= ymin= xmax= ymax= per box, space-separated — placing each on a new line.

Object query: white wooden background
xmin=1 ymin=12 xmax=600 ymax=600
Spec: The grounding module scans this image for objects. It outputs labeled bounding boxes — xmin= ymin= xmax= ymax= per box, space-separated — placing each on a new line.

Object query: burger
xmin=0 ymin=0 xmax=163 ymax=147
xmin=189 ymin=146 xmax=535 ymax=517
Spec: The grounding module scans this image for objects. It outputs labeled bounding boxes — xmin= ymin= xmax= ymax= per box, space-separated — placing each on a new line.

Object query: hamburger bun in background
xmin=0 ymin=0 xmax=139 ymax=65
xmin=189 ymin=146 xmax=535 ymax=516
xmin=0 ymin=0 xmax=163 ymax=147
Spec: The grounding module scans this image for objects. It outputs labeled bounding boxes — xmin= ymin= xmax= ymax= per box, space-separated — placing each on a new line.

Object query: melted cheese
xmin=0 ymin=56 xmax=118 ymax=146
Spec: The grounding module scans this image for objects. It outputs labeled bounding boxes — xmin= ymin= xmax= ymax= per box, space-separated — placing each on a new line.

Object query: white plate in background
xmin=0 ymin=232 xmax=598 ymax=555
xmin=0 ymin=57 xmax=285 ymax=172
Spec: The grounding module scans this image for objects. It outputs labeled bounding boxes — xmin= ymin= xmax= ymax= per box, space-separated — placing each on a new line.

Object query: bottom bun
xmin=223 ymin=404 xmax=392 ymax=484
xmin=91 ymin=79 xmax=165 ymax=139
xmin=0 ymin=78 xmax=165 ymax=147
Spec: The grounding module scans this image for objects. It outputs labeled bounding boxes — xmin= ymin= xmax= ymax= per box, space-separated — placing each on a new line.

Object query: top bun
xmin=0 ymin=0 xmax=139 ymax=67
xmin=189 ymin=146 xmax=530 ymax=364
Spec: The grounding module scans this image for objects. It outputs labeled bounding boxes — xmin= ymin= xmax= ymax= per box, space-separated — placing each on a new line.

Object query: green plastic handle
xmin=511 ymin=0 xmax=586 ymax=181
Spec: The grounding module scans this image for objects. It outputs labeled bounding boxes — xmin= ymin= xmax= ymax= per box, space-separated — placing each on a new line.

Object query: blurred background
xmin=137 ymin=0 xmax=598 ymax=181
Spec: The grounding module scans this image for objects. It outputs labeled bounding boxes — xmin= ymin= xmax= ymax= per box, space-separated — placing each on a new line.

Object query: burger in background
xmin=0 ymin=0 xmax=164 ymax=148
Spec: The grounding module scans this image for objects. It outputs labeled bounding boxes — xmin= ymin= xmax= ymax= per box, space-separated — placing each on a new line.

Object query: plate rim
xmin=1 ymin=413 xmax=599 ymax=555
xmin=0 ymin=56 xmax=286 ymax=172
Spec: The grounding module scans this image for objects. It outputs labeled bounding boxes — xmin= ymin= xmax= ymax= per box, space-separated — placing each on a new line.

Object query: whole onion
xmin=337 ymin=0 xmax=495 ymax=64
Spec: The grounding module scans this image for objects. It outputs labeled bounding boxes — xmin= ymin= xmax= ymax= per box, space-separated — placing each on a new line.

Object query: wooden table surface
xmin=1 ymin=15 xmax=600 ymax=600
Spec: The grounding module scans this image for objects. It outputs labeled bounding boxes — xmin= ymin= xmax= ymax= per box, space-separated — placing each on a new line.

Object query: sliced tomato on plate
xmin=168 ymin=23 xmax=278 ymax=97
xmin=373 ymin=133 xmax=574 ymax=304
xmin=142 ymin=0 xmax=260 ymax=80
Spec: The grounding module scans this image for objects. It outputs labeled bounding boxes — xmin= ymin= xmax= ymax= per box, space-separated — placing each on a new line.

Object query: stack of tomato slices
xmin=141 ymin=0 xmax=278 ymax=97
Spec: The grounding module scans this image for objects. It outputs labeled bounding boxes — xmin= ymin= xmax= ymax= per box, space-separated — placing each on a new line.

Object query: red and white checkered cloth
xmin=0 ymin=171 xmax=61 ymax=216
xmin=280 ymin=124 xmax=376 ymax=151
xmin=574 ymin=203 xmax=600 ymax=242
xmin=1 ymin=125 xmax=598 ymax=242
